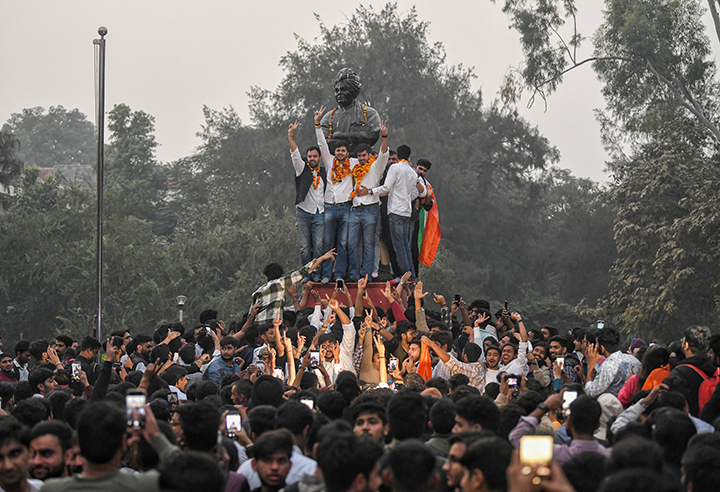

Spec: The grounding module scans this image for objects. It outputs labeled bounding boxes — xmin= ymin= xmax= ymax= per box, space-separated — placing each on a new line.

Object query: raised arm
xmin=421 ymin=335 xmax=450 ymax=364
xmin=355 ymin=275 xmax=368 ymax=314
xmin=314 ymin=106 xmax=333 ymax=168
xmin=413 ymin=281 xmax=429 ymax=334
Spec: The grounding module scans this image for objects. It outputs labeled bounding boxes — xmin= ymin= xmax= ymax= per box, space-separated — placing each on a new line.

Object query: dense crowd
xmin=0 ymin=276 xmax=719 ymax=492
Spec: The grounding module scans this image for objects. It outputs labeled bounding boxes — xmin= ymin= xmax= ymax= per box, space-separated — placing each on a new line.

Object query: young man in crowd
xmin=352 ymin=399 xmax=389 ymax=445
xmin=0 ymin=420 xmax=43 ymax=492
xmin=251 ymin=430 xmax=294 ymax=492
xmin=583 ymin=326 xmax=641 ymax=398
xmin=29 ymin=421 xmax=73 ymax=481
xmin=14 ymin=341 xmax=31 ymax=382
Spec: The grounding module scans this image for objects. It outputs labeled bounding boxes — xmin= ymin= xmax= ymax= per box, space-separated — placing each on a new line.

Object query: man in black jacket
xmin=670 ymin=325 xmax=716 ymax=417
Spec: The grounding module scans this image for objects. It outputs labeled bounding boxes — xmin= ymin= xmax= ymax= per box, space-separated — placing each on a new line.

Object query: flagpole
xmin=93 ymin=27 xmax=107 ymax=350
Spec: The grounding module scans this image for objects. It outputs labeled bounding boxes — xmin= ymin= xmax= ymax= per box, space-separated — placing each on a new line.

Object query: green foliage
xmin=603 ymin=118 xmax=720 ymax=340
xmin=0 ymin=131 xmax=23 ymax=188
xmin=1 ymin=106 xmax=95 ymax=179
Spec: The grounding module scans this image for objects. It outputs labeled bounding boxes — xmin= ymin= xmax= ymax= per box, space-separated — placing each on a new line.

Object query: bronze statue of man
xmin=320 ymin=68 xmax=381 ymax=155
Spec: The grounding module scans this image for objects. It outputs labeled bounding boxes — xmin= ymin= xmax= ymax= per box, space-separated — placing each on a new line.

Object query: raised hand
xmin=400 ymin=271 xmax=412 ymax=285
xmin=358 ymin=275 xmax=368 ymax=291
xmin=433 ymin=293 xmax=446 ymax=306
xmin=314 ymin=106 xmax=326 ymax=125
xmin=414 ymin=281 xmax=429 ymax=299
xmin=288 ymin=120 xmax=299 ymax=136
xmin=273 ymin=312 xmax=282 ymax=329
xmin=380 ymin=120 xmax=389 ymax=137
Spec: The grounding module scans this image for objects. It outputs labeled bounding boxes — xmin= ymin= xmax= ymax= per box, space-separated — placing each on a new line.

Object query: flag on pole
xmin=418 ymin=182 xmax=441 ymax=267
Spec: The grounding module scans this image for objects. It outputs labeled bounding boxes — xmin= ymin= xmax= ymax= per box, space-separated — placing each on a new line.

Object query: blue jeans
xmin=322 ymin=202 xmax=351 ymax=280
xmin=296 ymin=208 xmax=324 ymax=280
xmin=348 ymin=203 xmax=379 ymax=280
xmin=389 ymin=213 xmax=416 ymax=279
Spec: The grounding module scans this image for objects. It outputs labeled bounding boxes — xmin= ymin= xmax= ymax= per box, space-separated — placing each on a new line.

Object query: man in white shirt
xmin=315 ymin=107 xmax=357 ymax=283
xmin=288 ymin=121 xmax=326 ymax=282
xmin=347 ymin=121 xmax=389 ymax=281
xmin=358 ymin=145 xmax=425 ymax=280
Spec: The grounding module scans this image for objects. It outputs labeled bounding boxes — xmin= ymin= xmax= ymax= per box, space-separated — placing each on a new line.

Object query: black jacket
xmin=670 ymin=354 xmax=716 ymax=417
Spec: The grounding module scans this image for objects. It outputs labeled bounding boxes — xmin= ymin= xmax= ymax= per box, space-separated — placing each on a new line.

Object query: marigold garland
xmin=350 ymin=156 xmax=376 ymax=198
xmin=327 ymin=104 xmax=368 ymax=139
xmin=330 ymin=157 xmax=351 ymax=184
xmin=307 ymin=163 xmax=321 ymax=189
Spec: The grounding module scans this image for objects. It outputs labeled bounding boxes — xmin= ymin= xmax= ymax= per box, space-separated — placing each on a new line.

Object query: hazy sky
xmin=0 ymin=1 xmax=640 ymax=182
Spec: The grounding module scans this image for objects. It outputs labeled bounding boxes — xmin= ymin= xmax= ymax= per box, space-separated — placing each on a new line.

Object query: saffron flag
xmin=417 ymin=339 xmax=433 ymax=381
xmin=418 ymin=183 xmax=441 ymax=267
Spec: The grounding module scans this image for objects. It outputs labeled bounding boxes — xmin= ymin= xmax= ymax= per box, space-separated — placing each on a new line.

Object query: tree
xmin=2 ymin=106 xmax=95 ymax=184
xmin=497 ymin=0 xmax=720 ymax=143
xmin=0 ymin=131 xmax=23 ymax=188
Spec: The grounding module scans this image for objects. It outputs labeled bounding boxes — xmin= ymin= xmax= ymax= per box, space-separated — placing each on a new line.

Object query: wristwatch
xmin=536 ymin=402 xmax=550 ymax=413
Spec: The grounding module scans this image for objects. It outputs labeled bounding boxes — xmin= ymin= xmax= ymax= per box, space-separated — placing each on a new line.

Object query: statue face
xmin=334 ymin=81 xmax=356 ymax=108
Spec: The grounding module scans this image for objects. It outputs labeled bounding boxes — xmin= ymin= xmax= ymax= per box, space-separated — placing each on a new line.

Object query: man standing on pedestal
xmin=357 ymin=145 xmax=425 ymax=281
xmin=288 ymin=121 xmax=326 ymax=282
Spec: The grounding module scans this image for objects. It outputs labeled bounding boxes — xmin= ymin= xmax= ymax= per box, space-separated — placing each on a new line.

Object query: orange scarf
xmin=331 ymin=157 xmax=351 ymax=184
xmin=350 ymin=156 xmax=376 ymax=198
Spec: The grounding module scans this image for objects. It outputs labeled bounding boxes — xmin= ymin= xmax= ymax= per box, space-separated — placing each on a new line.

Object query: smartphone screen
xmin=71 ymin=362 xmax=81 ymax=381
xmin=336 ymin=279 xmax=345 ymax=291
xmin=507 ymin=377 xmax=518 ymax=387
xmin=126 ymin=393 xmax=146 ymax=429
xmin=520 ymin=435 xmax=554 ymax=465
xmin=310 ymin=351 xmax=320 ymax=366
xmin=562 ymin=390 xmax=578 ymax=413
xmin=388 ymin=358 xmax=398 ymax=371
xmin=226 ymin=413 xmax=242 ymax=437
xmin=300 ymin=399 xmax=314 ymax=410
xmin=556 ymin=355 xmax=565 ymax=365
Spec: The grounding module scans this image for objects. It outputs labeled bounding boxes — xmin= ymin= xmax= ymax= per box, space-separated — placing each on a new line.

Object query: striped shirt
xmin=250 ymin=260 xmax=317 ymax=324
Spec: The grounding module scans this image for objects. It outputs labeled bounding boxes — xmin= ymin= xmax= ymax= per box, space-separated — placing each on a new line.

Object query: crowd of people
xmin=0 ymin=274 xmax=720 ymax=492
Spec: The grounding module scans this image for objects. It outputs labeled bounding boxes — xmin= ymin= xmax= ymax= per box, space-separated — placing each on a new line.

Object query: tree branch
xmin=707 ymin=0 xmax=720 ymax=48
xmin=645 ymin=60 xmax=720 ymax=142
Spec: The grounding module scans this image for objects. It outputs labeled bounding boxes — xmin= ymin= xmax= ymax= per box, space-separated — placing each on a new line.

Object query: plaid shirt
xmin=251 ymin=260 xmax=316 ymax=324
xmin=445 ymin=356 xmax=486 ymax=390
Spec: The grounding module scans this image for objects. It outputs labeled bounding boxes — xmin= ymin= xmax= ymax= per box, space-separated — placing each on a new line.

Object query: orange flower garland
xmin=350 ymin=156 xmax=376 ymax=198
xmin=307 ymin=163 xmax=321 ymax=189
xmin=330 ymin=157 xmax=351 ymax=184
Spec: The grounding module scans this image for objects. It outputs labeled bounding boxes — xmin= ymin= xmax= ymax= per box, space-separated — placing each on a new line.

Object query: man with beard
xmin=442 ymin=432 xmax=486 ymax=491
xmin=0 ymin=419 xmax=43 ymax=492
xmin=288 ymin=120 xmax=326 ymax=282
xmin=483 ymin=345 xmax=501 ymax=391
xmin=204 ymin=337 xmax=241 ymax=385
xmin=352 ymin=400 xmax=389 ymax=445
xmin=29 ymin=421 xmax=73 ymax=481
xmin=129 ymin=335 xmax=153 ymax=373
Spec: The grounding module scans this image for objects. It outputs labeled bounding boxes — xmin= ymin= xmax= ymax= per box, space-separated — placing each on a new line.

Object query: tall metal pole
xmin=93 ymin=27 xmax=107 ymax=348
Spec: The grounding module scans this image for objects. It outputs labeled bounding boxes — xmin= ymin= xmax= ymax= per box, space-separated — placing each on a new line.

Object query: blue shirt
xmin=203 ymin=358 xmax=240 ymax=385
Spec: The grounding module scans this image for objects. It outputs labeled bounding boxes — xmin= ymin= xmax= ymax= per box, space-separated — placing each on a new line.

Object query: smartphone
xmin=336 ymin=279 xmax=345 ymax=291
xmin=71 ymin=361 xmax=81 ymax=382
xmin=126 ymin=391 xmax=147 ymax=429
xmin=388 ymin=358 xmax=398 ymax=371
xmin=167 ymin=393 xmax=179 ymax=407
xmin=453 ymin=294 xmax=461 ymax=304
xmin=300 ymin=399 xmax=314 ymax=410
xmin=205 ymin=326 xmax=213 ymax=336
xmin=507 ymin=377 xmax=518 ymax=387
xmin=273 ymin=368 xmax=284 ymax=379
xmin=556 ymin=355 xmax=565 ymax=365
xmin=225 ymin=412 xmax=242 ymax=438
xmin=310 ymin=350 xmax=320 ymax=367
xmin=520 ymin=435 xmax=554 ymax=465
xmin=562 ymin=390 xmax=578 ymax=418
xmin=504 ymin=300 xmax=509 ymax=310
xmin=597 ymin=320 xmax=605 ymax=329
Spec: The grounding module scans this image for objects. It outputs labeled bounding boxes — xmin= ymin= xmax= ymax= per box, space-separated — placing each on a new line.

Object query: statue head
xmin=333 ymin=68 xmax=361 ymax=108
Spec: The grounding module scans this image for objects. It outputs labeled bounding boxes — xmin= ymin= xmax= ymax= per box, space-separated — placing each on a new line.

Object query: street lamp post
xmin=177 ymin=296 xmax=187 ymax=323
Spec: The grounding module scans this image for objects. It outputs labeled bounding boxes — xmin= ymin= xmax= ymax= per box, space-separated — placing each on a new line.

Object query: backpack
xmin=686 ymin=364 xmax=720 ymax=412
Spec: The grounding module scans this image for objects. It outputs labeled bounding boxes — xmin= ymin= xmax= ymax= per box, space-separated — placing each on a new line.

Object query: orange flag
xmin=418 ymin=183 xmax=441 ymax=267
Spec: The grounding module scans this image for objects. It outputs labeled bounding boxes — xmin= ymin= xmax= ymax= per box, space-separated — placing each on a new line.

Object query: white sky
xmin=0 ymin=0 xmax=689 ymax=183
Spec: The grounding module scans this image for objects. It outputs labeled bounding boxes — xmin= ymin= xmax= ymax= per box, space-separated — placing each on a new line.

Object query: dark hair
xmin=387 ymin=391 xmax=427 ymax=440
xmin=254 ymin=428 xmax=294 ymax=461
xmin=46 ymin=389 xmax=73 ymax=422
xmin=160 ymin=364 xmax=188 ymax=387
xmin=29 ymin=339 xmax=50 ymax=361
xmin=306 ymin=145 xmax=321 ymax=156
xmin=219 ymin=336 xmax=238 ymax=349
xmin=460 ymin=437 xmax=513 ymax=491
xmin=386 ymin=440 xmax=436 ymax=492
xmin=682 ymin=443 xmax=720 ymax=492
xmin=247 ymin=405 xmax=278 ymax=439
xmin=317 ymin=432 xmax=384 ymax=492
xmin=176 ymin=401 xmax=221 ymax=453
xmin=159 ymin=451 xmax=225 ymax=492
xmin=548 ymin=335 xmax=568 ymax=350
xmin=0 ymin=419 xmax=30 ymax=449
xmin=351 ymin=400 xmax=386 ymax=424
xmin=263 ymin=263 xmax=284 ymax=281
xmin=607 ymin=436 xmax=663 ymax=474
xmin=355 ymin=143 xmax=372 ymax=155
xmin=396 ymin=145 xmax=411 ymax=161
xmin=132 ymin=334 xmax=152 ymax=352
xmin=455 ymin=396 xmax=500 ymax=434
xmin=416 ymin=158 xmax=432 ymax=170
xmin=0 ymin=382 xmax=15 ymax=410
xmin=395 ymin=321 xmax=415 ymax=338
xmin=333 ymin=140 xmax=349 ymax=152
xmin=463 ymin=342 xmax=482 ymax=363
xmin=29 ymin=368 xmax=54 ymax=394
xmin=178 ymin=344 xmax=196 ymax=364
xmin=198 ymin=310 xmax=218 ymax=324
xmin=63 ymin=397 xmax=89 ymax=429
xmin=430 ymin=330 xmax=453 ymax=350
xmin=316 ymin=391 xmax=346 ymax=421
xmin=596 ymin=327 xmax=620 ymax=353
xmin=14 ymin=340 xmax=30 ymax=356
xmin=650 ymin=407 xmax=696 ymax=467
xmin=76 ymin=402 xmax=126 ymax=464
xmin=10 ymin=398 xmax=48 ymax=427
xmin=448 ymin=374 xmax=470 ymax=390
xmin=80 ymin=336 xmax=102 ymax=352
xmin=637 ymin=344 xmax=669 ymax=388
xmin=276 ymin=400 xmax=315 ymax=436
xmin=429 ymin=397 xmax=456 ymax=434
xmin=425 ymin=377 xmax=450 ymax=396
xmin=55 ymin=335 xmax=74 ymax=347
xmin=562 ymin=452 xmax=608 ymax=492
xmin=568 ymin=395 xmax=602 ymax=435
xmin=30 ymin=420 xmax=74 ymax=452
xmin=597 ymin=469 xmax=682 ymax=492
